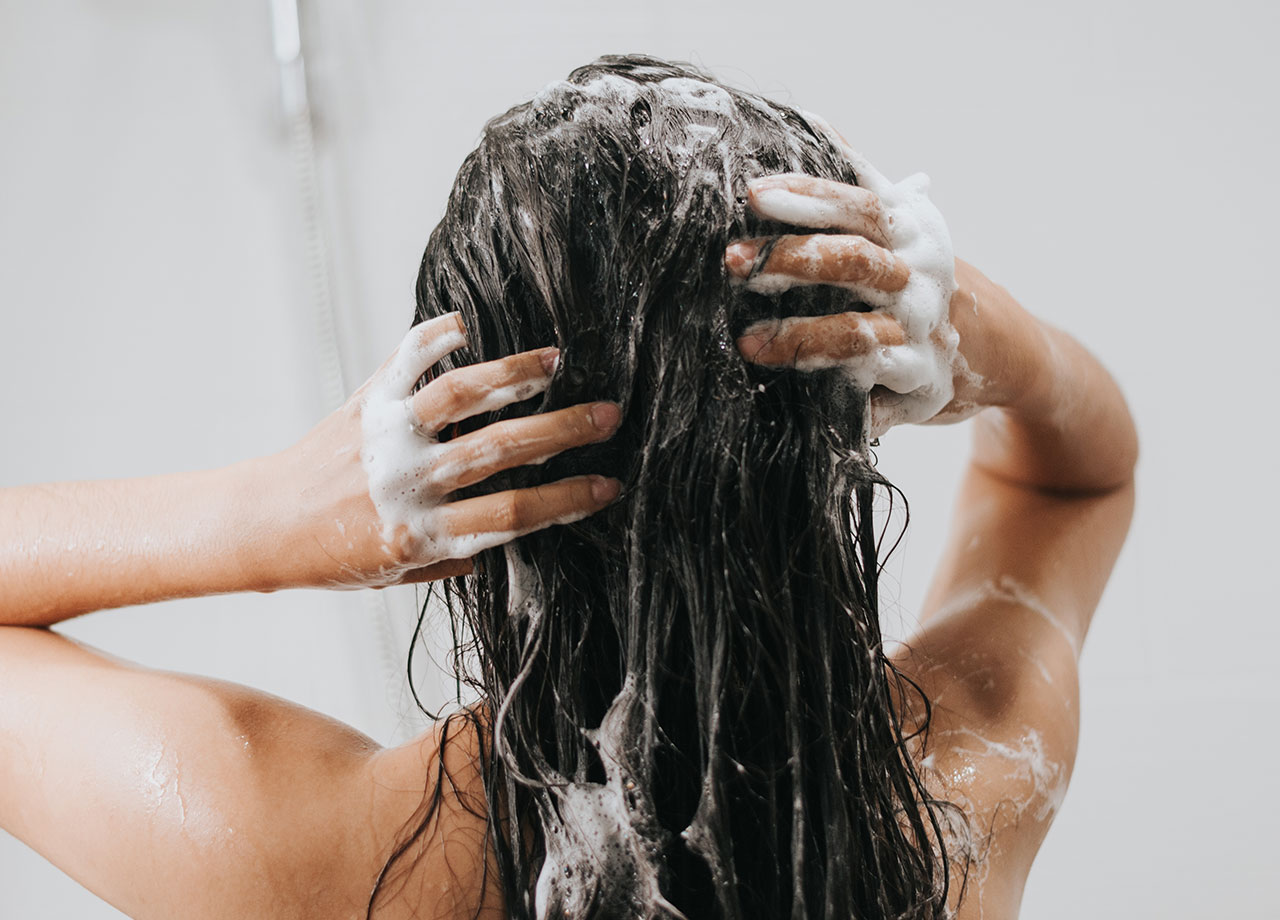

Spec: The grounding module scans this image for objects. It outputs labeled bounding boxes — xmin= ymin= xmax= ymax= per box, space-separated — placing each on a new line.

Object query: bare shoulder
xmin=887 ymin=453 xmax=1134 ymax=917
xmin=892 ymin=591 xmax=1082 ymax=920
xmin=0 ymin=626 xmax=499 ymax=920
xmin=359 ymin=708 xmax=503 ymax=920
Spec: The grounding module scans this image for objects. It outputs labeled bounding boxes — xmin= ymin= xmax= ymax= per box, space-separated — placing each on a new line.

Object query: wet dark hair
xmin=374 ymin=55 xmax=960 ymax=920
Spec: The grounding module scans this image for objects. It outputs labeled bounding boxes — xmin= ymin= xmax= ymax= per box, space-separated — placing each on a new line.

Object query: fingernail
xmin=539 ymin=347 xmax=561 ymax=375
xmin=590 ymin=475 xmax=622 ymax=504
xmin=446 ymin=311 xmax=469 ymax=342
xmin=737 ymin=321 xmax=779 ymax=360
xmin=736 ymin=334 xmax=769 ymax=359
xmin=742 ymin=319 xmax=779 ymax=339
xmin=589 ymin=402 xmax=621 ymax=429
xmin=725 ymin=241 xmax=759 ymax=278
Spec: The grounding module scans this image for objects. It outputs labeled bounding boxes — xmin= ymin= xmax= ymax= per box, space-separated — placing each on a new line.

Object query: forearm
xmin=977 ymin=327 xmax=1137 ymax=493
xmin=0 ymin=458 xmax=292 ymax=627
xmin=955 ymin=262 xmax=1138 ymax=494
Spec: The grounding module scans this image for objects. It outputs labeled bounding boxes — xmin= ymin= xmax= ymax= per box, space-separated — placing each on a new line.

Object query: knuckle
xmin=853 ymin=187 xmax=883 ymax=215
xmin=843 ymin=235 xmax=873 ymax=259
xmin=384 ymin=526 xmax=419 ymax=567
xmin=405 ymin=322 xmax=431 ymax=352
xmin=771 ymin=236 xmax=814 ymax=277
xmin=494 ymin=493 xmax=533 ymax=533
xmin=429 ymin=373 xmax=470 ymax=414
xmin=463 ymin=442 xmax=497 ymax=479
xmin=838 ymin=316 xmax=873 ymax=352
xmin=411 ymin=313 xmax=468 ymax=356
xmin=517 ymin=350 xmax=548 ymax=378
xmin=411 ymin=317 xmax=446 ymax=351
xmin=829 ymin=240 xmax=869 ymax=277
xmin=547 ymin=408 xmax=590 ymax=444
xmin=490 ymin=428 xmax=522 ymax=459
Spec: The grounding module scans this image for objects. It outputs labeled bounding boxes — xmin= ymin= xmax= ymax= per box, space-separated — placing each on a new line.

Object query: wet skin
xmin=0 ymin=172 xmax=1135 ymax=919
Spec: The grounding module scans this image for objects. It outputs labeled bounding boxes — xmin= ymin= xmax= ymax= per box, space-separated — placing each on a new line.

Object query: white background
xmin=1 ymin=1 xmax=1276 ymax=917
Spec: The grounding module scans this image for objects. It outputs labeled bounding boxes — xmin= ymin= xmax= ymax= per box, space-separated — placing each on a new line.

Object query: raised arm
xmin=726 ymin=168 xmax=1137 ymax=646
xmin=729 ymin=153 xmax=1136 ymax=916
xmin=0 ymin=314 xmax=621 ymax=918
xmin=952 ymin=259 xmax=1138 ymax=494
xmin=0 ymin=313 xmax=621 ymax=627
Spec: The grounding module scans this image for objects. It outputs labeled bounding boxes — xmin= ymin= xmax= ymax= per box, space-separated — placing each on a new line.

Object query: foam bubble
xmin=356 ymin=321 xmax=570 ymax=584
xmin=533 ymin=678 xmax=684 ymax=920
xmin=743 ymin=115 xmax=967 ymax=438
xmin=655 ymin=77 xmax=735 ymax=116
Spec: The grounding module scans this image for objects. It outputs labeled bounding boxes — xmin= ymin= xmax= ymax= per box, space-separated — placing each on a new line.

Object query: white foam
xmin=575 ymin=73 xmax=643 ymax=102
xmin=534 ymin=679 xmax=685 ymax=920
xmin=927 ymin=575 xmax=1081 ymax=658
xmin=683 ymin=122 xmax=720 ymax=139
xmin=917 ymin=723 xmax=1070 ymax=917
xmin=655 ymin=77 xmax=735 ymax=116
xmin=355 ymin=319 xmax=571 ymax=586
xmin=749 ymin=185 xmax=887 ymax=244
xmin=949 ymin=727 xmax=1069 ymax=822
xmin=505 ymin=544 xmax=539 ymax=615
xmin=991 ymin=575 xmax=1081 ymax=658
xmin=743 ymin=114 xmax=967 ymax=439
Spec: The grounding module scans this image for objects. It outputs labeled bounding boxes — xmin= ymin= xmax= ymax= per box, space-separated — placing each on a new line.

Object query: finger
xmin=746 ymin=174 xmax=889 ymax=247
xmin=411 ymin=346 xmax=559 ymax=434
xmin=387 ymin=313 xmax=468 ymax=396
xmin=726 ymin=234 xmax=909 ymax=295
xmin=430 ymin=401 xmax=622 ymax=493
xmin=438 ymin=476 xmax=622 ymax=552
xmin=798 ymin=109 xmax=894 ymax=195
xmin=869 ymin=386 xmax=905 ymax=434
xmin=737 ymin=312 xmax=906 ymax=368
xmin=398 ymin=557 xmax=475 ymax=584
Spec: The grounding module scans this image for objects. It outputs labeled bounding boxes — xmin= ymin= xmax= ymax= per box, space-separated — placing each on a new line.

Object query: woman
xmin=0 ymin=57 xmax=1136 ymax=920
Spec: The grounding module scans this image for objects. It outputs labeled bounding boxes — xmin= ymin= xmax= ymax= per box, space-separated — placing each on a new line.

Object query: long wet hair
xmin=377 ymin=55 xmax=958 ymax=920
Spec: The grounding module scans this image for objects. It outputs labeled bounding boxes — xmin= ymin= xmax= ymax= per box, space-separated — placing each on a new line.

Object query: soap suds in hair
xmin=357 ymin=319 xmax=579 ymax=584
xmin=742 ymin=114 xmax=981 ymax=437
xmin=534 ymin=678 xmax=685 ymax=920
xmin=655 ymin=77 xmax=735 ymax=115
xmin=412 ymin=55 xmax=960 ymax=920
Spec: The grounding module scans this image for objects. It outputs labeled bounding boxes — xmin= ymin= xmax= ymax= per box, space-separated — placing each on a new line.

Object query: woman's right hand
xmin=727 ymin=142 xmax=1046 ymax=439
xmin=269 ymin=313 xmax=622 ymax=589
